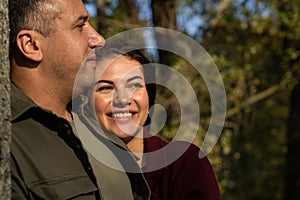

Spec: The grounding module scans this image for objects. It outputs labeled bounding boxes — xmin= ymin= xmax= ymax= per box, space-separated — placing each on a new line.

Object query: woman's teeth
xmin=112 ymin=113 xmax=132 ymax=118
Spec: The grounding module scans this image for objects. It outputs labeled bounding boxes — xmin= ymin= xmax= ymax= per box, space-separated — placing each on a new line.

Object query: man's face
xmin=42 ymin=0 xmax=104 ymax=97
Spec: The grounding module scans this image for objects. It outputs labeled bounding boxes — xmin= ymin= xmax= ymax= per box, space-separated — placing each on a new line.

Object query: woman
xmin=92 ymin=43 xmax=221 ymax=200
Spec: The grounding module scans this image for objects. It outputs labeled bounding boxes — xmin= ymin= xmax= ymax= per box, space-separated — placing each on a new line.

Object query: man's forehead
xmin=54 ymin=0 xmax=88 ymax=18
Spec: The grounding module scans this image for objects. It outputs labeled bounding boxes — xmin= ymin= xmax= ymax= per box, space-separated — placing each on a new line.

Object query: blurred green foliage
xmin=88 ymin=0 xmax=300 ymax=199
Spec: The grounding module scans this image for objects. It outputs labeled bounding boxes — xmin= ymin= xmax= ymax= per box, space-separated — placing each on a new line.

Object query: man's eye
xmin=77 ymin=23 xmax=86 ymax=31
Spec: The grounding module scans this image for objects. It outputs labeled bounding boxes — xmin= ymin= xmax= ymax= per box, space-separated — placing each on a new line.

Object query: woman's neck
xmin=126 ymin=131 xmax=144 ymax=167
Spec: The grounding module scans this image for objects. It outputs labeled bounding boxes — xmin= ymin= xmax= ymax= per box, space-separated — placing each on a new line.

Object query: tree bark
xmin=0 ymin=0 xmax=11 ymax=199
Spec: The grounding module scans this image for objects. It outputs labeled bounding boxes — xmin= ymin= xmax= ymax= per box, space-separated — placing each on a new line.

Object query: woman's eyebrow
xmin=96 ymin=80 xmax=113 ymax=85
xmin=127 ymin=75 xmax=144 ymax=82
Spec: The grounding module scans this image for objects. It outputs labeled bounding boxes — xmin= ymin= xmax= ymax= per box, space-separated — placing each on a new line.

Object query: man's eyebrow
xmin=72 ymin=15 xmax=89 ymax=26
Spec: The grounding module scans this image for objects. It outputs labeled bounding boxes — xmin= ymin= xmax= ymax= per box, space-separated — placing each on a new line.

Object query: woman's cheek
xmin=135 ymin=90 xmax=149 ymax=106
xmin=94 ymin=94 xmax=110 ymax=113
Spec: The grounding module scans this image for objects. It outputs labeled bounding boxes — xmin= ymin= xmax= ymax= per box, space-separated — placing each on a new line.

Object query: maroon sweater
xmin=142 ymin=135 xmax=221 ymax=200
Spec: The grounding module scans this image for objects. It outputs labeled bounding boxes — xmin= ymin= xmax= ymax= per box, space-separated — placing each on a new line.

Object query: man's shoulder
xmin=10 ymin=83 xmax=37 ymax=121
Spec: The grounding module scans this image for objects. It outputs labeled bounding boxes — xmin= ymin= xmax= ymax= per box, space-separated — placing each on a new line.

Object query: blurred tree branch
xmin=226 ymin=76 xmax=297 ymax=118
xmin=209 ymin=0 xmax=232 ymax=28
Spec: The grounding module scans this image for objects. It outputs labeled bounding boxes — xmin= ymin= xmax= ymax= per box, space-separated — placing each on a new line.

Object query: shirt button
xmin=60 ymin=124 xmax=67 ymax=131
xmin=62 ymin=124 xmax=73 ymax=134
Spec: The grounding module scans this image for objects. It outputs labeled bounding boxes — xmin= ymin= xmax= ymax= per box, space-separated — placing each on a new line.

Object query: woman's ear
xmin=16 ymin=30 xmax=43 ymax=62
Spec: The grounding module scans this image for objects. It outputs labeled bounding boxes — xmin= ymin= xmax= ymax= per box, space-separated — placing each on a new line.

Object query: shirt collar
xmin=11 ymin=83 xmax=38 ymax=121
xmin=11 ymin=83 xmax=57 ymax=122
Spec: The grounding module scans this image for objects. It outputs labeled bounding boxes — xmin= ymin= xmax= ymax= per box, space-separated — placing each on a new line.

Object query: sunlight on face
xmin=94 ymin=55 xmax=149 ymax=143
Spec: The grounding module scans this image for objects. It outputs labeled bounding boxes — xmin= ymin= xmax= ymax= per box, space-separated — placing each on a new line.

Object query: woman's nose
xmin=113 ymin=89 xmax=131 ymax=107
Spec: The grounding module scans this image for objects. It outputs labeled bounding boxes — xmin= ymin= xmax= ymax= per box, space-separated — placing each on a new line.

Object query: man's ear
xmin=16 ymin=30 xmax=43 ymax=62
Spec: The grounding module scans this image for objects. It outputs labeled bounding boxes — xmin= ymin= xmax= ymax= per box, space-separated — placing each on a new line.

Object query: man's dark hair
xmin=9 ymin=0 xmax=62 ymax=56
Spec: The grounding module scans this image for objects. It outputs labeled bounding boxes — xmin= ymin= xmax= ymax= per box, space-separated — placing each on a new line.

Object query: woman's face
xmin=94 ymin=55 xmax=149 ymax=142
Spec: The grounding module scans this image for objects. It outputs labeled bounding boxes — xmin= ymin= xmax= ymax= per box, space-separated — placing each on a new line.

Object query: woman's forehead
xmin=97 ymin=55 xmax=144 ymax=80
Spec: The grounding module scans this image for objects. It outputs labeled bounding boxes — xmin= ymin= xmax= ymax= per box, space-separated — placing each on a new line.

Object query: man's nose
xmin=88 ymin=25 xmax=105 ymax=48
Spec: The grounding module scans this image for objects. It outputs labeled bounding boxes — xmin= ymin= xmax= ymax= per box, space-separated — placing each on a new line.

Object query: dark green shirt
xmin=11 ymin=84 xmax=100 ymax=199
xmin=11 ymin=84 xmax=150 ymax=200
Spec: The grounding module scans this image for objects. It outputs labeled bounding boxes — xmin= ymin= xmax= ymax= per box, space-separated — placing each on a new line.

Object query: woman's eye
xmin=129 ymin=83 xmax=143 ymax=89
xmin=96 ymin=85 xmax=113 ymax=92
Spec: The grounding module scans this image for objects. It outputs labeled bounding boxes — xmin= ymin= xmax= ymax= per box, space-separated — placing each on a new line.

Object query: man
xmin=10 ymin=0 xmax=104 ymax=121
xmin=9 ymin=0 xmax=149 ymax=199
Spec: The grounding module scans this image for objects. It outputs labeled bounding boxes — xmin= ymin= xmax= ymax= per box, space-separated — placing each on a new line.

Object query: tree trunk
xmin=285 ymin=83 xmax=300 ymax=200
xmin=150 ymin=0 xmax=177 ymax=66
xmin=150 ymin=0 xmax=188 ymax=141
xmin=94 ymin=0 xmax=140 ymax=36
xmin=151 ymin=0 xmax=177 ymax=30
xmin=94 ymin=0 xmax=108 ymax=36
xmin=119 ymin=0 xmax=139 ymax=24
xmin=0 ymin=0 xmax=11 ymax=199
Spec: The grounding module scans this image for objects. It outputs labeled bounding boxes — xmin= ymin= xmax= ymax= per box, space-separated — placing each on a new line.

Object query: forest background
xmin=0 ymin=0 xmax=299 ymax=199
xmin=83 ymin=0 xmax=300 ymax=199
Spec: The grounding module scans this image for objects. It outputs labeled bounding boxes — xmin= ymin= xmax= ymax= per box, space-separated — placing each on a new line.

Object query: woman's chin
xmin=111 ymin=127 xmax=142 ymax=143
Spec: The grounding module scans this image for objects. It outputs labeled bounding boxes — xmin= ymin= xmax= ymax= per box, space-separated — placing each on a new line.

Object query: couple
xmin=10 ymin=0 xmax=220 ymax=199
